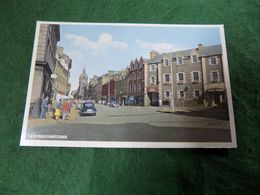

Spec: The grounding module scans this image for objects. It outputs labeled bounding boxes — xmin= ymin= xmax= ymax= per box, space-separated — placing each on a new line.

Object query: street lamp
xmin=119 ymin=90 xmax=122 ymax=105
xmin=51 ymin=74 xmax=58 ymax=100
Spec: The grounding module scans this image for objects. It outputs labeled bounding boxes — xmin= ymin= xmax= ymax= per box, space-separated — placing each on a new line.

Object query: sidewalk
xmin=157 ymin=105 xmax=229 ymax=121
xmin=27 ymin=108 xmax=80 ymax=128
xmin=157 ymin=104 xmax=206 ymax=113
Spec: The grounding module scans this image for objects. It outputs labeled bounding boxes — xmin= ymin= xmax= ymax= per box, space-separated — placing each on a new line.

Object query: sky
xmin=57 ymin=24 xmax=221 ymax=91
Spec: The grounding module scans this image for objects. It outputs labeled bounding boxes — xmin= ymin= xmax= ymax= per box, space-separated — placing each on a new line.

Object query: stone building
xmin=146 ymin=44 xmax=225 ymax=108
xmin=127 ymin=57 xmax=146 ymax=105
xmin=88 ymin=75 xmax=99 ymax=101
xmin=30 ymin=24 xmax=60 ymax=118
xmin=115 ymin=69 xmax=128 ymax=105
xmin=53 ymin=47 xmax=72 ymax=98
xmin=76 ymin=67 xmax=88 ymax=99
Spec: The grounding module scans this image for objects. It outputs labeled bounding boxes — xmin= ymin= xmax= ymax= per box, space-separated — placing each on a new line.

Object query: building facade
xmin=146 ymin=44 xmax=226 ymax=108
xmin=115 ymin=70 xmax=128 ymax=105
xmin=53 ymin=47 xmax=72 ymax=98
xmin=88 ymin=75 xmax=99 ymax=101
xmin=30 ymin=24 xmax=60 ymax=118
xmin=100 ymin=71 xmax=121 ymax=103
xmin=75 ymin=67 xmax=88 ymax=99
xmin=127 ymin=57 xmax=145 ymax=105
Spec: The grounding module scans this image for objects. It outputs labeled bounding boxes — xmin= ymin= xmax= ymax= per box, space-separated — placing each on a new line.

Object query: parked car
xmin=106 ymin=101 xmax=119 ymax=108
xmin=79 ymin=102 xmax=97 ymax=116
xmin=112 ymin=102 xmax=120 ymax=108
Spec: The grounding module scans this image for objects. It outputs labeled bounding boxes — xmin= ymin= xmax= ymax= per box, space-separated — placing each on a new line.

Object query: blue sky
xmin=57 ymin=24 xmax=221 ymax=91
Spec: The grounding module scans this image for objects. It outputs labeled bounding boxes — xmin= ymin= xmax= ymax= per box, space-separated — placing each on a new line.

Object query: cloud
xmin=64 ymin=33 xmax=128 ymax=53
xmin=136 ymin=40 xmax=178 ymax=53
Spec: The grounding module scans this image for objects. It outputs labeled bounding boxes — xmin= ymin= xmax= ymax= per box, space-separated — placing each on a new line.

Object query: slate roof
xmin=148 ymin=53 xmax=165 ymax=64
xmin=147 ymin=44 xmax=222 ymax=64
xmin=199 ymin=44 xmax=222 ymax=57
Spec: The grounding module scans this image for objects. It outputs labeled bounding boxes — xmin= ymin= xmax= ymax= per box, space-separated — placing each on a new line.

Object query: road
xmin=26 ymin=104 xmax=231 ymax=142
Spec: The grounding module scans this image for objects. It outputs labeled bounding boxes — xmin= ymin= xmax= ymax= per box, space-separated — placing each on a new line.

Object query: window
xmin=192 ymin=55 xmax=198 ymax=63
xmin=149 ymin=64 xmax=155 ymax=71
xmin=211 ymin=71 xmax=218 ymax=82
xmin=209 ymin=56 xmax=217 ymax=65
xmin=150 ymin=76 xmax=155 ymax=85
xmin=165 ymin=91 xmax=170 ymax=98
xmin=194 ymin=90 xmax=200 ymax=97
xmin=177 ymin=57 xmax=183 ymax=65
xmin=179 ymin=73 xmax=184 ymax=80
xmin=193 ymin=72 xmax=199 ymax=81
xmin=179 ymin=90 xmax=184 ymax=98
xmin=165 ymin=59 xmax=168 ymax=66
xmin=165 ymin=74 xmax=170 ymax=82
xmin=141 ymin=83 xmax=144 ymax=91
xmin=129 ymin=85 xmax=132 ymax=93
xmin=139 ymin=73 xmax=143 ymax=80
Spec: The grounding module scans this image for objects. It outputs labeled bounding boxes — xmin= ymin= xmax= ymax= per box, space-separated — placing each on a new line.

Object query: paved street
xmin=26 ymin=104 xmax=231 ymax=142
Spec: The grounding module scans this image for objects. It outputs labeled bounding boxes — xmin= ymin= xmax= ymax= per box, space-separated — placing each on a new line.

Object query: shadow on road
xmin=171 ymin=106 xmax=230 ymax=121
xmin=109 ymin=113 xmax=161 ymax=117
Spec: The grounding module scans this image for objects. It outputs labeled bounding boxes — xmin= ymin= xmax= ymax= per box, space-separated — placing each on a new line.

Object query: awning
xmin=206 ymin=88 xmax=225 ymax=92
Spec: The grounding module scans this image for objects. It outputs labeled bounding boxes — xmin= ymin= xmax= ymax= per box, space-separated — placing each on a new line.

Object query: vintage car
xmin=79 ymin=102 xmax=97 ymax=116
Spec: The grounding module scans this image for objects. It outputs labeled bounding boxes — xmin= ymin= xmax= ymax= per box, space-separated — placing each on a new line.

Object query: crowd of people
xmin=40 ymin=96 xmax=74 ymax=120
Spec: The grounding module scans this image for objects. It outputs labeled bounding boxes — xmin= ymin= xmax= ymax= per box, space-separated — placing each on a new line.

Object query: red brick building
xmin=102 ymin=80 xmax=116 ymax=102
xmin=127 ymin=57 xmax=145 ymax=105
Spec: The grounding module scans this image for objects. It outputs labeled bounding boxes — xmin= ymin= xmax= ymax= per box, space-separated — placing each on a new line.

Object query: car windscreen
xmin=83 ymin=103 xmax=95 ymax=109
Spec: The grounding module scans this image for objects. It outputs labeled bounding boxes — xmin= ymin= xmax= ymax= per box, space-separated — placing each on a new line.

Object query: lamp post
xmin=51 ymin=73 xmax=57 ymax=100
xmin=119 ymin=90 xmax=122 ymax=105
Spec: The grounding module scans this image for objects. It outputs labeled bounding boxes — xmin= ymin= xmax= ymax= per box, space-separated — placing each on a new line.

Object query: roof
xmin=148 ymin=53 xmax=164 ymax=63
xmin=199 ymin=44 xmax=222 ymax=56
xmin=147 ymin=44 xmax=222 ymax=64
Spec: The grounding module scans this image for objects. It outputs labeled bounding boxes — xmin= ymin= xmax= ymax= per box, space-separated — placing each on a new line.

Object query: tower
xmin=78 ymin=67 xmax=88 ymax=99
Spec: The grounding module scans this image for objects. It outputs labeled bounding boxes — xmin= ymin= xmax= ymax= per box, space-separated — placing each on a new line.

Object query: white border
xmin=20 ymin=21 xmax=237 ymax=148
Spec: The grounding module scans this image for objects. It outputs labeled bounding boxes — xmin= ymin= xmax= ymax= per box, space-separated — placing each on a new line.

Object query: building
xmin=115 ymin=69 xmax=128 ymax=105
xmin=53 ymin=47 xmax=72 ymax=98
xmin=88 ymin=75 xmax=99 ymax=101
xmin=127 ymin=57 xmax=146 ymax=105
xmin=101 ymin=71 xmax=121 ymax=103
xmin=146 ymin=44 xmax=226 ymax=108
xmin=76 ymin=67 xmax=88 ymax=99
xmin=29 ymin=24 xmax=60 ymax=118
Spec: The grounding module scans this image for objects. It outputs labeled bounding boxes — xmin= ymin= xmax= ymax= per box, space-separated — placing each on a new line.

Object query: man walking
xmin=40 ymin=96 xmax=48 ymax=119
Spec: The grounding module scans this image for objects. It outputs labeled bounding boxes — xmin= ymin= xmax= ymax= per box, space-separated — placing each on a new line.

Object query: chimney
xmin=150 ymin=50 xmax=159 ymax=59
xmin=197 ymin=43 xmax=204 ymax=50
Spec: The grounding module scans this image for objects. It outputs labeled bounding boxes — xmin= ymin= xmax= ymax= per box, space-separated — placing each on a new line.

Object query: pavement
xmin=27 ymin=108 xmax=80 ymax=128
xmin=26 ymin=104 xmax=232 ymax=142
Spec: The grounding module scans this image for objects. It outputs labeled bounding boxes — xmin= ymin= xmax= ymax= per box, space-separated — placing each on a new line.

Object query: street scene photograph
xmin=20 ymin=22 xmax=236 ymax=148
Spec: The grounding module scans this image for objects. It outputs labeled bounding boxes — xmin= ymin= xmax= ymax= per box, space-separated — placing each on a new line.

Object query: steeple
xmin=83 ymin=67 xmax=86 ymax=75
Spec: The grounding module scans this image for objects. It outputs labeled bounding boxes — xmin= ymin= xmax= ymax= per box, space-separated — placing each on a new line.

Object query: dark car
xmin=79 ymin=102 xmax=97 ymax=116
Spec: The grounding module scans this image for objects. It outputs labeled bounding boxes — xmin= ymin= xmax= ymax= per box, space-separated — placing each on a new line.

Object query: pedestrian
xmin=46 ymin=98 xmax=52 ymax=119
xmin=54 ymin=106 xmax=61 ymax=121
xmin=40 ymin=96 xmax=48 ymax=119
xmin=52 ymin=98 xmax=58 ymax=119
xmin=61 ymin=100 xmax=69 ymax=120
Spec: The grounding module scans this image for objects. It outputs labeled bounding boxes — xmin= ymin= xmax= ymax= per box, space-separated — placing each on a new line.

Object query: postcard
xmin=20 ymin=21 xmax=237 ymax=148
